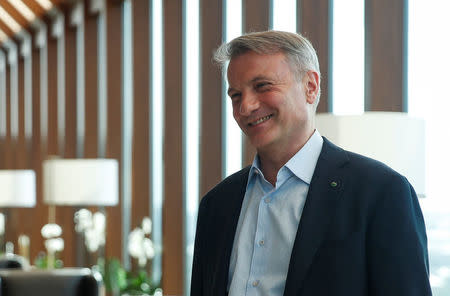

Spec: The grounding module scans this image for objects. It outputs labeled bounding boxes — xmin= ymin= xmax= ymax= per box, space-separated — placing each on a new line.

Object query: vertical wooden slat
xmin=4 ymin=61 xmax=13 ymax=170
xmin=200 ymin=0 xmax=224 ymax=196
xmin=0 ymin=50 xmax=5 ymax=169
xmin=17 ymin=58 xmax=27 ymax=169
xmin=163 ymin=0 xmax=183 ymax=293
xmin=84 ymin=5 xmax=99 ymax=159
xmin=61 ymin=8 xmax=78 ymax=267
xmin=243 ymin=0 xmax=270 ymax=32
xmin=242 ymin=0 xmax=271 ymax=166
xmin=47 ymin=34 xmax=58 ymax=157
xmin=132 ymin=0 xmax=150 ymax=241
xmin=365 ymin=0 xmax=405 ymax=111
xmin=298 ymin=0 xmax=331 ymax=113
xmin=30 ymin=44 xmax=46 ymax=264
xmin=3 ymin=54 xmax=14 ymax=246
xmin=105 ymin=0 xmax=123 ymax=260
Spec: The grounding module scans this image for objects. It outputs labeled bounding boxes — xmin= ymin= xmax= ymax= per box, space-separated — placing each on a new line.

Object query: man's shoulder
xmin=322 ymin=137 xmax=404 ymax=181
xmin=200 ymin=166 xmax=250 ymax=208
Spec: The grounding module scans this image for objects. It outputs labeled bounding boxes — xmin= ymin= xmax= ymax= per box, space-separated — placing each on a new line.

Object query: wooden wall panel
xmin=163 ymin=0 xmax=183 ymax=293
xmin=200 ymin=0 xmax=224 ymax=196
xmin=242 ymin=0 xmax=271 ymax=166
xmin=105 ymin=0 xmax=123 ymax=260
xmin=131 ymin=0 xmax=150 ymax=239
xmin=298 ymin=0 xmax=331 ymax=114
xmin=365 ymin=0 xmax=405 ymax=111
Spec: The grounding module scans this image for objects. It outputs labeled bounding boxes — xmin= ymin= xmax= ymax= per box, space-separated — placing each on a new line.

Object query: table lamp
xmin=0 ymin=170 xmax=36 ymax=256
xmin=316 ymin=112 xmax=425 ymax=197
xmin=42 ymin=158 xmax=119 ymax=267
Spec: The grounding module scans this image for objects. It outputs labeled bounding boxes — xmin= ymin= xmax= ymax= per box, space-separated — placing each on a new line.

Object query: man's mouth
xmin=248 ymin=114 xmax=273 ymax=126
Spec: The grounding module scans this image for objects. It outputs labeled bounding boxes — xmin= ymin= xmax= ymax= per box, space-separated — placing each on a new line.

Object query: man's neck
xmin=257 ymin=130 xmax=315 ymax=186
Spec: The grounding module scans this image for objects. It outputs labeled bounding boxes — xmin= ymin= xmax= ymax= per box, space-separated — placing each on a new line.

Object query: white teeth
xmin=250 ymin=115 xmax=272 ymax=126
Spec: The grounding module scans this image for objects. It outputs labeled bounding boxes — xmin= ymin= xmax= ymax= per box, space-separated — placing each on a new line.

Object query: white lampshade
xmin=43 ymin=159 xmax=119 ymax=206
xmin=316 ymin=112 xmax=425 ymax=197
xmin=0 ymin=170 xmax=36 ymax=207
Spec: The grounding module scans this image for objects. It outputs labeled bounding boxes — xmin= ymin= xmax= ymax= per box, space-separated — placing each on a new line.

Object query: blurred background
xmin=0 ymin=0 xmax=449 ymax=295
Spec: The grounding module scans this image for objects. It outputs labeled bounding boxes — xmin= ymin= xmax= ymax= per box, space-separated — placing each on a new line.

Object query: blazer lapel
xmin=283 ymin=138 xmax=349 ymax=296
xmin=212 ymin=167 xmax=250 ymax=296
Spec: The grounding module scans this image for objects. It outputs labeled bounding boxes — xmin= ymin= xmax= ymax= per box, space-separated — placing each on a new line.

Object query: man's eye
xmin=255 ymin=82 xmax=271 ymax=90
xmin=230 ymin=93 xmax=241 ymax=99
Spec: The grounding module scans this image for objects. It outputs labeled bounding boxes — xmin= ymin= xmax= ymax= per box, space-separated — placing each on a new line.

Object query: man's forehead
xmin=227 ymin=52 xmax=290 ymax=82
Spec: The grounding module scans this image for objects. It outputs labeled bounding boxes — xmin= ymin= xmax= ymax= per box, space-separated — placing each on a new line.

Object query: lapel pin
xmin=330 ymin=181 xmax=338 ymax=188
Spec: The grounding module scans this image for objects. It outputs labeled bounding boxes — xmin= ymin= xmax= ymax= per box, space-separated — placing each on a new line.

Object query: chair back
xmin=0 ymin=268 xmax=100 ymax=296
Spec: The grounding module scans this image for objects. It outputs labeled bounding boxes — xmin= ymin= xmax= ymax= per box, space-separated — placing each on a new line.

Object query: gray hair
xmin=214 ymin=30 xmax=321 ymax=105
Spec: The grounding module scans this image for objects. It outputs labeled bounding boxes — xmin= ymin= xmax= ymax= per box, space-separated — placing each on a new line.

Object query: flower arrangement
xmin=74 ymin=209 xmax=106 ymax=254
xmin=101 ymin=216 xmax=161 ymax=296
xmin=35 ymin=223 xmax=64 ymax=269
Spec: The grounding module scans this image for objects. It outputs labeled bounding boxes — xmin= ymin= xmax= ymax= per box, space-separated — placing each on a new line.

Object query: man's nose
xmin=239 ymin=92 xmax=259 ymax=116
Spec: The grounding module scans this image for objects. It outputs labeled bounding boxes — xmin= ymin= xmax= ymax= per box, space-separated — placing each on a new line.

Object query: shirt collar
xmin=249 ymin=130 xmax=323 ymax=185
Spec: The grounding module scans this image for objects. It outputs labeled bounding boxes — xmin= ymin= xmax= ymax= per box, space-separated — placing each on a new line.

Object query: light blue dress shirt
xmin=227 ymin=130 xmax=323 ymax=296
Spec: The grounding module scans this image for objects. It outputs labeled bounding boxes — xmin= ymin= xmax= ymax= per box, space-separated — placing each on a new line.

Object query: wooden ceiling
xmin=0 ymin=0 xmax=62 ymax=45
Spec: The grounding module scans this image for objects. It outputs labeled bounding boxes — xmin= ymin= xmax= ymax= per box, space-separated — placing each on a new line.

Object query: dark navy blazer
xmin=191 ymin=138 xmax=431 ymax=296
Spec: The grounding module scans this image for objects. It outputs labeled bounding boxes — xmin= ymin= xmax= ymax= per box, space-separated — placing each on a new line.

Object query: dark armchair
xmin=0 ymin=268 xmax=101 ymax=296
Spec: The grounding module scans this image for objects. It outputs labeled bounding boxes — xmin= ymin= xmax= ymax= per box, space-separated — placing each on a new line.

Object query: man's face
xmin=227 ymin=51 xmax=318 ymax=153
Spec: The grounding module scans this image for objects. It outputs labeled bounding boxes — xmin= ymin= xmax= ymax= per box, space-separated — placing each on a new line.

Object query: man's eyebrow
xmin=250 ymin=75 xmax=272 ymax=83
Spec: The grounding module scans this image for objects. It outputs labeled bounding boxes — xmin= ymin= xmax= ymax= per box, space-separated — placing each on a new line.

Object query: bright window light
xmin=224 ymin=0 xmax=243 ymax=177
xmin=332 ymin=0 xmax=364 ymax=114
xmin=184 ymin=0 xmax=200 ymax=293
xmin=409 ymin=1 xmax=450 ymax=295
xmin=272 ymin=0 xmax=296 ymax=32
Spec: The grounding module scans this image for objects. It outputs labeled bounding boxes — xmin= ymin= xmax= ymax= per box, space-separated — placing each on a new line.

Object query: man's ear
xmin=304 ymin=71 xmax=320 ymax=105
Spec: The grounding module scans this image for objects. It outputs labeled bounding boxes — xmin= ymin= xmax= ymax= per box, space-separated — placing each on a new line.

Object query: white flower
xmin=74 ymin=209 xmax=93 ymax=232
xmin=128 ymin=228 xmax=145 ymax=259
xmin=143 ymin=238 xmax=155 ymax=259
xmin=45 ymin=238 xmax=64 ymax=253
xmin=92 ymin=212 xmax=106 ymax=233
xmin=41 ymin=223 xmax=62 ymax=238
xmin=127 ymin=226 xmax=155 ymax=267
xmin=142 ymin=217 xmax=152 ymax=235
xmin=84 ymin=228 xmax=104 ymax=253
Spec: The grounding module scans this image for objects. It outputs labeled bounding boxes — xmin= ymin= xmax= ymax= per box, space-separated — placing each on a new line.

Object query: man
xmin=191 ymin=31 xmax=431 ymax=296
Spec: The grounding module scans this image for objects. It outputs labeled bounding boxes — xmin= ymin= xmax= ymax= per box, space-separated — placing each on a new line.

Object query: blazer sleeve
xmin=367 ymin=174 xmax=431 ymax=296
xmin=190 ymin=197 xmax=207 ymax=296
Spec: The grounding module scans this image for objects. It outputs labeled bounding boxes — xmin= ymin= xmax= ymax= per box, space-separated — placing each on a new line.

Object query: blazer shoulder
xmin=200 ymin=166 xmax=251 ymax=208
xmin=322 ymin=137 xmax=405 ymax=183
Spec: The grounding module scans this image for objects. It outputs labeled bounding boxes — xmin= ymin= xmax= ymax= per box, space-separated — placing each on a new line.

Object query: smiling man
xmin=191 ymin=31 xmax=431 ymax=296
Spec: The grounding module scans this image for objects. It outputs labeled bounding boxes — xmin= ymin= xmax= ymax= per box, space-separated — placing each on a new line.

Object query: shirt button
xmin=264 ymin=197 xmax=270 ymax=203
xmin=259 ymin=240 xmax=265 ymax=246
xmin=252 ymin=280 xmax=259 ymax=287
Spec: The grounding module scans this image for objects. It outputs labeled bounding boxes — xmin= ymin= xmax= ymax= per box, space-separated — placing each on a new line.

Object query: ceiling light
xmin=35 ymin=0 xmax=53 ymax=10
xmin=0 ymin=6 xmax=21 ymax=33
xmin=8 ymin=0 xmax=36 ymax=22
